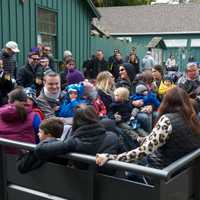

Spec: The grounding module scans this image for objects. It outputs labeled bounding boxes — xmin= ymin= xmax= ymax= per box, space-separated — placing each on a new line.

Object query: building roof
xmin=97 ymin=4 xmax=200 ymax=35
xmin=147 ymin=37 xmax=166 ymax=48
xmin=86 ymin=0 xmax=101 ymax=18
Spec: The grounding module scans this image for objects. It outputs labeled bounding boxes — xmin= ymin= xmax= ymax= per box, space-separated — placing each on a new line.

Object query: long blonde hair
xmin=96 ymin=71 xmax=115 ymax=95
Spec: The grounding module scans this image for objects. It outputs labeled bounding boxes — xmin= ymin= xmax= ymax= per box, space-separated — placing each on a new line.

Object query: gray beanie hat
xmin=135 ymin=84 xmax=148 ymax=94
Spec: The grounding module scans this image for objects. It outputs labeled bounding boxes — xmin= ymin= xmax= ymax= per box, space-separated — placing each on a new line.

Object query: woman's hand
xmin=114 ymin=112 xmax=122 ymax=122
xmin=141 ymin=105 xmax=152 ymax=114
xmin=96 ymin=153 xmax=109 ymax=166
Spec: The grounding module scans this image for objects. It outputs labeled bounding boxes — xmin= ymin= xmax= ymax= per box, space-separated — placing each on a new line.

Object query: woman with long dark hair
xmin=96 ymin=87 xmax=200 ymax=169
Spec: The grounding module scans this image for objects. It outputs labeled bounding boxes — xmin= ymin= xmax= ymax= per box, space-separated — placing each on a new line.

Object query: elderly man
xmin=178 ymin=62 xmax=200 ymax=97
xmin=0 ymin=41 xmax=20 ymax=78
xmin=37 ymin=72 xmax=65 ymax=119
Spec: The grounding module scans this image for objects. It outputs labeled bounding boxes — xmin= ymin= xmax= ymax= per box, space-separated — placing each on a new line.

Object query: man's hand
xmin=35 ymin=78 xmax=43 ymax=85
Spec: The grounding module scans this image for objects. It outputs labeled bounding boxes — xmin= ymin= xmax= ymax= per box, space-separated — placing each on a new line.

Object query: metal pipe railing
xmin=0 ymin=138 xmax=167 ymax=178
xmin=0 ymin=138 xmax=200 ymax=180
xmin=163 ymin=148 xmax=200 ymax=179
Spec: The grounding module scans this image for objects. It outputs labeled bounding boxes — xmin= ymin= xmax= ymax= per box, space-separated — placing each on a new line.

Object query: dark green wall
xmin=0 ymin=0 xmax=93 ymax=69
xmin=91 ymin=36 xmax=133 ymax=60
xmin=131 ymin=34 xmax=200 ymax=71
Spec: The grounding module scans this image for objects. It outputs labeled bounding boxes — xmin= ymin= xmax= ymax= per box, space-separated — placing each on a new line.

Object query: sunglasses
xmin=31 ymin=57 xmax=40 ymax=61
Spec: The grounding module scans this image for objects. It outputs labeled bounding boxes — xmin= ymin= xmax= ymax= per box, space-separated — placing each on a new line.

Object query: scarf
xmin=43 ymin=87 xmax=60 ymax=100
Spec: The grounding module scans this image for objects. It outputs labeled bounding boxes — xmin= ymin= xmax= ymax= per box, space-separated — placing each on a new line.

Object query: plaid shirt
xmin=0 ymin=49 xmax=17 ymax=77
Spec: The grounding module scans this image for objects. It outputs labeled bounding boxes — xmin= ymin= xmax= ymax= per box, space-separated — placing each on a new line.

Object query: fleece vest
xmin=147 ymin=112 xmax=200 ymax=169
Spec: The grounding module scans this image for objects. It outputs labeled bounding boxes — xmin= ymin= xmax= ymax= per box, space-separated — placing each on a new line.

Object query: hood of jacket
xmin=72 ymin=123 xmax=106 ymax=143
xmin=0 ymin=103 xmax=32 ymax=123
xmin=123 ymin=63 xmax=136 ymax=82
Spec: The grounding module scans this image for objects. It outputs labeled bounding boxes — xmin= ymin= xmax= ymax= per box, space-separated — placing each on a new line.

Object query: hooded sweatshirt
xmin=0 ymin=104 xmax=39 ymax=151
xmin=67 ymin=68 xmax=84 ymax=86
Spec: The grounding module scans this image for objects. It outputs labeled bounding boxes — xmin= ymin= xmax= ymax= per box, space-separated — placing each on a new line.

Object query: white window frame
xmin=191 ymin=39 xmax=200 ymax=47
xmin=164 ymin=39 xmax=187 ymax=47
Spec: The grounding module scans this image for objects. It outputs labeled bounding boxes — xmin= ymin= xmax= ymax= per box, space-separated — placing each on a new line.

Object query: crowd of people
xmin=1 ymin=41 xmax=200 ymax=183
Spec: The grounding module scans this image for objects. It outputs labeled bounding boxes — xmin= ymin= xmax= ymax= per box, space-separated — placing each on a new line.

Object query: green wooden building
xmin=0 ymin=0 xmax=100 ymax=68
xmin=97 ymin=4 xmax=200 ymax=71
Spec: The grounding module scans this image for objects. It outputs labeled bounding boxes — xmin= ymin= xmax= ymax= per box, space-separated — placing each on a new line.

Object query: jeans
xmin=137 ymin=112 xmax=158 ymax=133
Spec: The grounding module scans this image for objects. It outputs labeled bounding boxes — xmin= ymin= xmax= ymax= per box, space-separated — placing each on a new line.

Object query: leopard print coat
xmin=106 ymin=115 xmax=172 ymax=162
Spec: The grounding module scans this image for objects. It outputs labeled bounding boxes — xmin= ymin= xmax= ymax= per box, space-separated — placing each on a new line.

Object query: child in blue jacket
xmin=130 ymin=84 xmax=160 ymax=129
xmin=58 ymin=83 xmax=86 ymax=118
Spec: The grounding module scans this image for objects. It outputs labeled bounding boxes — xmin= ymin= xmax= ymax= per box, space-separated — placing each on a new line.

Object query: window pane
xmin=191 ymin=39 xmax=200 ymax=47
xmin=38 ymin=8 xmax=56 ymax=34
xmin=38 ymin=34 xmax=56 ymax=55
xmin=164 ymin=39 xmax=187 ymax=47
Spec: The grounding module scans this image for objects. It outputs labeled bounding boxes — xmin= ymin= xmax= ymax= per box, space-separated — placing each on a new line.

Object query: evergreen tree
xmin=92 ymin=0 xmax=152 ymax=7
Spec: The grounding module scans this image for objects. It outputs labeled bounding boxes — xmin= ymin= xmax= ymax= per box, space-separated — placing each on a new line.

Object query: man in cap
xmin=0 ymin=41 xmax=20 ymax=78
xmin=63 ymin=50 xmax=73 ymax=62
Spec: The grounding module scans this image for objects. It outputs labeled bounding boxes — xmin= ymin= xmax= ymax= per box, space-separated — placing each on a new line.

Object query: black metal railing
xmin=0 ymin=138 xmax=200 ymax=200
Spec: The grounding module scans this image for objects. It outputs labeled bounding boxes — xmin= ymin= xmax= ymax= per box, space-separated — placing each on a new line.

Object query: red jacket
xmin=92 ymin=96 xmax=107 ymax=117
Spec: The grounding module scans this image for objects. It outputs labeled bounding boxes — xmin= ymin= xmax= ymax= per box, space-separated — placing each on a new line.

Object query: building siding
xmin=91 ymin=36 xmax=133 ymax=60
xmin=0 ymin=0 xmax=93 ymax=69
xmin=131 ymin=34 xmax=200 ymax=71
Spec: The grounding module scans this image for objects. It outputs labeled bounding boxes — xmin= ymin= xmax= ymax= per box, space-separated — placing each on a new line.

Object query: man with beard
xmin=16 ymin=52 xmax=43 ymax=90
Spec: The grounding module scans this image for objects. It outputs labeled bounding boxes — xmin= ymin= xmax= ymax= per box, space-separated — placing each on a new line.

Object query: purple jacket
xmin=0 ymin=104 xmax=36 ymax=144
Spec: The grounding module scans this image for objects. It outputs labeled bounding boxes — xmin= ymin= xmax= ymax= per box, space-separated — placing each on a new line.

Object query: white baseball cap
xmin=5 ymin=41 xmax=20 ymax=53
xmin=64 ymin=50 xmax=72 ymax=57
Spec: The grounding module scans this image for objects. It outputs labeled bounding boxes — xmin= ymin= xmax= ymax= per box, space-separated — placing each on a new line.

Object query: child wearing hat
xmin=130 ymin=84 xmax=160 ymax=131
xmin=58 ymin=83 xmax=86 ymax=118
xmin=24 ymin=87 xmax=45 ymax=121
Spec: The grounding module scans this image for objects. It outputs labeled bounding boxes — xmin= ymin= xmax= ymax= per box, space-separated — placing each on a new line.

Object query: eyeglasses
xmin=119 ymin=68 xmax=125 ymax=72
xmin=44 ymin=49 xmax=51 ymax=52
xmin=31 ymin=57 xmax=40 ymax=61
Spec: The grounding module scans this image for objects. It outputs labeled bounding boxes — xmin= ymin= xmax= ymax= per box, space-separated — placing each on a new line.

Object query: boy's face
xmin=38 ymin=129 xmax=49 ymax=141
xmin=69 ymin=91 xmax=78 ymax=100
xmin=164 ymin=80 xmax=172 ymax=87
xmin=114 ymin=94 xmax=124 ymax=102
